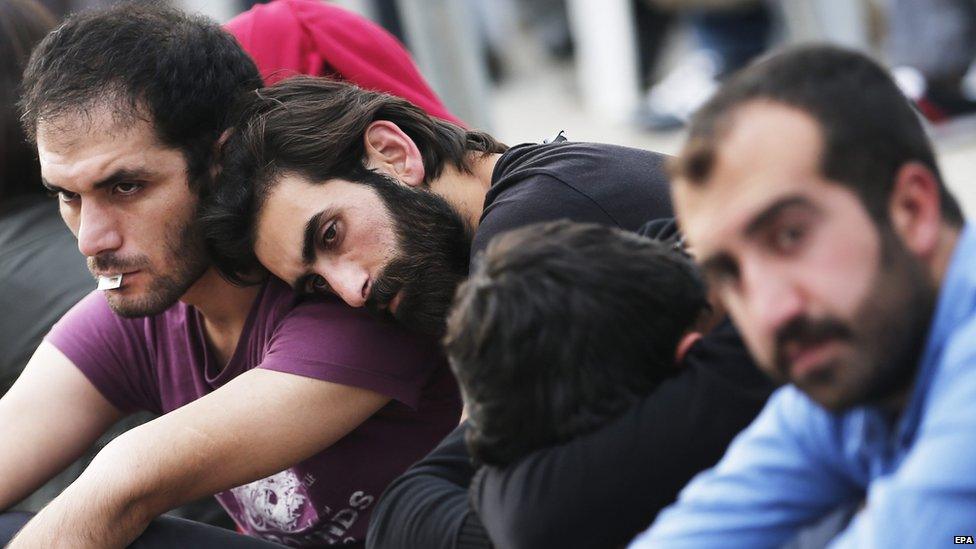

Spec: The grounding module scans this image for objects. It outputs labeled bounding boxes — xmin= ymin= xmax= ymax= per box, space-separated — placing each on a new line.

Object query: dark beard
xmin=89 ymin=216 xmax=211 ymax=318
xmin=352 ymin=169 xmax=472 ymax=336
xmin=851 ymin=227 xmax=937 ymax=405
xmin=771 ymin=226 xmax=937 ymax=410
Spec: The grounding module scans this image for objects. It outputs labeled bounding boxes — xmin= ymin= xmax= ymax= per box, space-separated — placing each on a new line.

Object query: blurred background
xmin=36 ymin=0 xmax=976 ymax=215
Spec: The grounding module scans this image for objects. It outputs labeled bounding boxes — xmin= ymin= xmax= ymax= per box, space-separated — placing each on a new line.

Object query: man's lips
xmin=93 ymin=270 xmax=141 ymax=289
xmin=784 ymin=339 xmax=844 ymax=380
xmin=92 ymin=268 xmax=141 ymax=278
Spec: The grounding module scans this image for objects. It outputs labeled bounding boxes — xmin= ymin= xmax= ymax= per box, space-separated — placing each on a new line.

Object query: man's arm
xmin=9 ymin=367 xmax=390 ymax=549
xmin=366 ymin=422 xmax=491 ymax=549
xmin=470 ymin=343 xmax=770 ymax=549
xmin=630 ymin=386 xmax=865 ymax=548
xmin=469 ymin=321 xmax=771 ymax=549
xmin=0 ymin=342 xmax=123 ymax=511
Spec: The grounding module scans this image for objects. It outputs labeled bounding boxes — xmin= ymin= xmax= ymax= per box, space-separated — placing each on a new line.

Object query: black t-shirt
xmin=472 ymin=140 xmax=673 ymax=261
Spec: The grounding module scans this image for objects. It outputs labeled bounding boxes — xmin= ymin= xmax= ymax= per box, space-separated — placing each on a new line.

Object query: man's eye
xmin=57 ymin=191 xmax=79 ymax=203
xmin=705 ymin=264 xmax=739 ymax=292
xmin=321 ymin=222 xmax=339 ymax=245
xmin=309 ymin=274 xmax=330 ymax=294
xmin=772 ymin=224 xmax=806 ymax=253
xmin=114 ymin=182 xmax=142 ymax=195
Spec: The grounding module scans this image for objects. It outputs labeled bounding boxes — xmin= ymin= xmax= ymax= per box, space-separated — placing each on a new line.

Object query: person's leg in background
xmin=888 ymin=0 xmax=976 ymax=122
xmin=636 ymin=0 xmax=772 ymax=130
xmin=633 ymin=0 xmax=675 ymax=94
xmin=690 ymin=2 xmax=771 ymax=74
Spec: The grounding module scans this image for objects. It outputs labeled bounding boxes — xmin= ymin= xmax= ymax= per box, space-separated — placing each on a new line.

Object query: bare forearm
xmin=7 ymin=494 xmax=148 ymax=549
xmin=7 ymin=437 xmax=158 ymax=549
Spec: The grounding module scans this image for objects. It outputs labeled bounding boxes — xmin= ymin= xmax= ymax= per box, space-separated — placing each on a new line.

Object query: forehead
xmin=674 ymin=102 xmax=826 ymax=254
xmin=257 ymin=173 xmax=385 ymax=230
xmin=36 ymin=104 xmax=186 ymax=190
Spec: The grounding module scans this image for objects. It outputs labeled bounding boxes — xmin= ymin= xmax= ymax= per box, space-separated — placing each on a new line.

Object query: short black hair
xmin=19 ymin=2 xmax=262 ymax=187
xmin=0 ymin=0 xmax=55 ymax=203
xmin=674 ymin=44 xmax=964 ymax=226
xmin=201 ymin=76 xmax=507 ymax=285
xmin=445 ymin=220 xmax=708 ymax=466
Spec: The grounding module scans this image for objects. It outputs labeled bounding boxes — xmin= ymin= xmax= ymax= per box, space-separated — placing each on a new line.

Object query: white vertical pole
xmin=396 ymin=0 xmax=494 ymax=130
xmin=566 ymin=0 xmax=641 ymax=123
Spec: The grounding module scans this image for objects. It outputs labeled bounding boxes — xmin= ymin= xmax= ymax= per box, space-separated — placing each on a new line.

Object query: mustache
xmin=87 ymin=253 xmax=150 ymax=276
xmin=364 ymin=259 xmax=405 ymax=315
xmin=773 ymin=315 xmax=853 ymax=378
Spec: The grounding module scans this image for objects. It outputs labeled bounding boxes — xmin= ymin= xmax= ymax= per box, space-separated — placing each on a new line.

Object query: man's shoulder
xmin=256 ymin=277 xmax=386 ymax=334
xmin=480 ymin=140 xmax=673 ymax=243
xmin=53 ymin=290 xmax=136 ymax=332
xmin=920 ymin=228 xmax=976 ymax=426
xmin=493 ymin=141 xmax=668 ymax=186
xmin=254 ymin=278 xmax=448 ymax=409
xmin=923 ymin=314 xmax=976 ymax=423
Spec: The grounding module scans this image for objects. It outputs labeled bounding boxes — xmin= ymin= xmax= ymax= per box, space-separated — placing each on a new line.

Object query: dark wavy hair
xmin=201 ymin=76 xmax=507 ymax=285
xmin=19 ymin=2 xmax=262 ymax=189
xmin=674 ymin=44 xmax=964 ymax=226
xmin=445 ymin=220 xmax=709 ymax=466
xmin=0 ymin=0 xmax=55 ymax=203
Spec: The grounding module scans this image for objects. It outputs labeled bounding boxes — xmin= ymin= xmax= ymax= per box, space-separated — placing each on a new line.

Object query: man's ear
xmin=675 ymin=331 xmax=703 ymax=364
xmin=888 ymin=161 xmax=942 ymax=259
xmin=363 ymin=120 xmax=426 ymax=187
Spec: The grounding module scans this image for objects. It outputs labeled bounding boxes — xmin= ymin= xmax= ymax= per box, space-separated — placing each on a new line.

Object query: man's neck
xmin=929 ymin=224 xmax=962 ymax=285
xmin=428 ymin=153 xmax=500 ymax=230
xmin=180 ymin=267 xmax=262 ymax=365
xmin=881 ymin=224 xmax=962 ymax=415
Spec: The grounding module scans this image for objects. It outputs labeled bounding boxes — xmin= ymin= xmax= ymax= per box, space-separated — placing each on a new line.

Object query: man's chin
xmin=105 ymin=296 xmax=177 ymax=318
xmin=794 ymin=373 xmax=868 ymax=412
xmin=104 ymin=285 xmax=184 ymax=318
xmin=799 ymin=387 xmax=852 ymax=412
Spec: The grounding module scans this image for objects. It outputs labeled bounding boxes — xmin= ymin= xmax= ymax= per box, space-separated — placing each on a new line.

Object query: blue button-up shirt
xmin=632 ymin=225 xmax=976 ymax=548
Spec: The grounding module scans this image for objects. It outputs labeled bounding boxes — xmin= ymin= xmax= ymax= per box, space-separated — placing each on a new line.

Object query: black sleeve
xmin=366 ymin=422 xmax=492 ymax=549
xmin=469 ymin=323 xmax=773 ymax=549
xmin=472 ymin=174 xmax=618 ymax=261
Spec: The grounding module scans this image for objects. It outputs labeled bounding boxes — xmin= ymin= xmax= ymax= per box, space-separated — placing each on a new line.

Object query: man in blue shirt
xmin=632 ymin=45 xmax=976 ymax=547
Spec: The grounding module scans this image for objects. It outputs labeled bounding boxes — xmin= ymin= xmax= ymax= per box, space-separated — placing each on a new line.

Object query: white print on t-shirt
xmin=317 ymin=490 xmax=375 ymax=545
xmin=230 ymin=469 xmax=317 ymax=534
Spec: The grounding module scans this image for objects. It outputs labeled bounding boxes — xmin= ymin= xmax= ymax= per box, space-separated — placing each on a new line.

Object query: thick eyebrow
xmin=42 ymin=168 xmax=155 ymax=195
xmin=743 ymin=195 xmax=816 ymax=237
xmin=302 ymin=211 xmax=326 ymax=267
xmin=696 ymin=195 xmax=815 ymax=277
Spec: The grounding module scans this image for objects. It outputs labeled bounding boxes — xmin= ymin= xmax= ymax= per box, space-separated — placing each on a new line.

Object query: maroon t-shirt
xmin=45 ymin=277 xmax=461 ymax=546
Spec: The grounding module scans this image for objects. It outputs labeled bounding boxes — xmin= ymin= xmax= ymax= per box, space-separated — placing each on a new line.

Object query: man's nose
xmin=741 ymin=259 xmax=805 ymax=337
xmin=76 ymin=202 xmax=123 ymax=258
xmin=324 ymin=261 xmax=370 ymax=308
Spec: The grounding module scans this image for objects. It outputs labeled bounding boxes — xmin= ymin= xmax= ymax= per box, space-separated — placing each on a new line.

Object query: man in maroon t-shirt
xmin=0 ymin=4 xmax=460 ymax=547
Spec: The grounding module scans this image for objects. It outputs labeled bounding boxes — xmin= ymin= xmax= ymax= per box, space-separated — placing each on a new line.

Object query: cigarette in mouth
xmin=97 ymin=274 xmax=123 ymax=291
